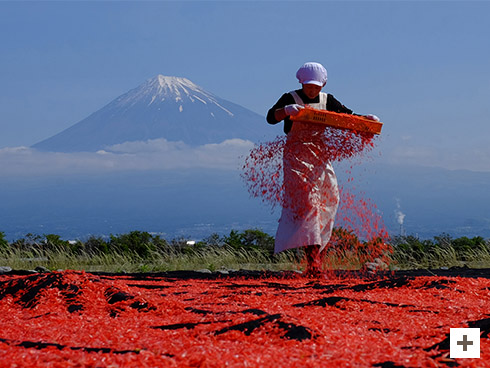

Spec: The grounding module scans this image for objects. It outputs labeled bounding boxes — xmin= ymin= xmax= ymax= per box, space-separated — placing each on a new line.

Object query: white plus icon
xmin=457 ymin=334 xmax=473 ymax=351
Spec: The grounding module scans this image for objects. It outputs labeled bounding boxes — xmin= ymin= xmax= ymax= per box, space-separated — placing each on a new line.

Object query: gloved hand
xmin=284 ymin=104 xmax=304 ymax=116
xmin=365 ymin=114 xmax=380 ymax=122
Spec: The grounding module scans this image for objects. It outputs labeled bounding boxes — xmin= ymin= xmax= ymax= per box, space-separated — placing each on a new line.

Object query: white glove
xmin=365 ymin=114 xmax=380 ymax=122
xmin=284 ymin=104 xmax=304 ymax=116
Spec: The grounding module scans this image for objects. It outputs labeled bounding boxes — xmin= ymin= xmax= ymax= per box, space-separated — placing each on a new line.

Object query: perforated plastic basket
xmin=291 ymin=106 xmax=383 ymax=135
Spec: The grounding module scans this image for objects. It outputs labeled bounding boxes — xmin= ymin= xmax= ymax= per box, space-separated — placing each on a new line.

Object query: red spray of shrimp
xmin=242 ymin=122 xmax=391 ymax=272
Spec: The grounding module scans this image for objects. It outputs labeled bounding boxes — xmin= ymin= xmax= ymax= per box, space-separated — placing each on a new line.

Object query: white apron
xmin=274 ymin=92 xmax=340 ymax=253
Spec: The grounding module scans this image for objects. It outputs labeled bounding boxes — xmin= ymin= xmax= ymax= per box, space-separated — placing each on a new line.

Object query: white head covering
xmin=296 ymin=62 xmax=327 ymax=87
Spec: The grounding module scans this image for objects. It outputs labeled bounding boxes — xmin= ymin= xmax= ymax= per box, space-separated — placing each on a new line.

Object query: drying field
xmin=0 ymin=268 xmax=489 ymax=367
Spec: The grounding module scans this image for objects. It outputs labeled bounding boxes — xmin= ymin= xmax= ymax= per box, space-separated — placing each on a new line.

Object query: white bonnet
xmin=296 ymin=62 xmax=327 ymax=87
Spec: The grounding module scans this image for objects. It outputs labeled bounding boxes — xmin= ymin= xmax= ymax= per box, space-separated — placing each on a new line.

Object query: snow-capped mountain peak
xmin=32 ymin=75 xmax=272 ymax=152
xmin=115 ymin=75 xmax=231 ymax=113
xmin=153 ymin=75 xmax=204 ymax=96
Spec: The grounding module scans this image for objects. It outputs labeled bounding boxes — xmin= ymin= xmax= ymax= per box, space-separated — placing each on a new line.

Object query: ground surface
xmin=0 ymin=268 xmax=489 ymax=367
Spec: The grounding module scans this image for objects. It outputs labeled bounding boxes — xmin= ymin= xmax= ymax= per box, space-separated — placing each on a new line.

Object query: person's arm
xmin=266 ymin=93 xmax=299 ymax=125
xmin=274 ymin=107 xmax=289 ymax=122
xmin=275 ymin=105 xmax=305 ymax=121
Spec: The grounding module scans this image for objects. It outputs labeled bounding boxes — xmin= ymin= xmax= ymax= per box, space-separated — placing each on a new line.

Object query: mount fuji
xmin=33 ymin=75 xmax=271 ymax=152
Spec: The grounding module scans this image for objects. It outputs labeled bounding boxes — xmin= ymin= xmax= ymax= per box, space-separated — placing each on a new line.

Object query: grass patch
xmin=0 ymin=246 xmax=300 ymax=273
xmin=387 ymin=234 xmax=490 ymax=270
xmin=1 ymin=230 xmax=490 ymax=272
xmin=0 ymin=230 xmax=300 ymax=273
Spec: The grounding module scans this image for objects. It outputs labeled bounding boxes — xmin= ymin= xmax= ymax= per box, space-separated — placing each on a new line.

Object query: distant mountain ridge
xmin=33 ymin=75 xmax=271 ymax=152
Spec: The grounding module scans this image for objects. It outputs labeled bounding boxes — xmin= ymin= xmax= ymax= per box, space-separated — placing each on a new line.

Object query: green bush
xmin=391 ymin=235 xmax=437 ymax=262
xmin=390 ymin=233 xmax=490 ymax=268
xmin=43 ymin=234 xmax=70 ymax=251
xmin=109 ymin=231 xmax=155 ymax=258
xmin=84 ymin=236 xmax=110 ymax=255
xmin=223 ymin=229 xmax=274 ymax=253
xmin=151 ymin=234 xmax=170 ymax=252
xmin=451 ymin=236 xmax=485 ymax=251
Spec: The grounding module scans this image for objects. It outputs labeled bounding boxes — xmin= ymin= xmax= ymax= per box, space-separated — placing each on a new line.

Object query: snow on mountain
xmin=33 ymin=75 xmax=272 ymax=152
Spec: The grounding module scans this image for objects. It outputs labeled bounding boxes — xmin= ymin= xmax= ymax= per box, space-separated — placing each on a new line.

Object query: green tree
xmin=109 ymin=231 xmax=155 ymax=257
xmin=43 ymin=234 xmax=70 ymax=252
xmin=84 ymin=236 xmax=110 ymax=255
xmin=222 ymin=230 xmax=242 ymax=249
xmin=151 ymin=234 xmax=169 ymax=251
xmin=240 ymin=229 xmax=274 ymax=252
xmin=391 ymin=235 xmax=436 ymax=262
xmin=223 ymin=229 xmax=275 ymax=255
xmin=451 ymin=236 xmax=485 ymax=251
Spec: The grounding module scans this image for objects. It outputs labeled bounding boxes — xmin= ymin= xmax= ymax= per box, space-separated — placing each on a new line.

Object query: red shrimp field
xmin=1 ymin=269 xmax=490 ymax=367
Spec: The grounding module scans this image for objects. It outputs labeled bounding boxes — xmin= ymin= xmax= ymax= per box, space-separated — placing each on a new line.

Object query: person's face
xmin=302 ymin=83 xmax=323 ymax=99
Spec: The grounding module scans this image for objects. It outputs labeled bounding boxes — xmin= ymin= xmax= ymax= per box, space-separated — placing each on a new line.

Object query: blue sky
xmin=1 ymin=1 xmax=490 ymax=171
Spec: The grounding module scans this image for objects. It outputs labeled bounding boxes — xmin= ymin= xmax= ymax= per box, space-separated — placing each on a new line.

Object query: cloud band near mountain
xmin=0 ymin=138 xmax=255 ymax=176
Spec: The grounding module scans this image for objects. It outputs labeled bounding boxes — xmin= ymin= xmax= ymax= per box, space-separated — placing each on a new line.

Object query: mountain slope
xmin=33 ymin=75 xmax=272 ymax=152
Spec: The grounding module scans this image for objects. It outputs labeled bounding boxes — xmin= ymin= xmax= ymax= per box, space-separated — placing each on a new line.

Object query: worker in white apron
xmin=266 ymin=62 xmax=379 ymax=273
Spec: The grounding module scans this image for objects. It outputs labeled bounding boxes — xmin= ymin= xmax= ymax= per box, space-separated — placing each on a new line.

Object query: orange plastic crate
xmin=291 ymin=106 xmax=383 ymax=135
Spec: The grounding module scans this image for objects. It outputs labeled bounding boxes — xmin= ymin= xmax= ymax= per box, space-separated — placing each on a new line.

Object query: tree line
xmin=0 ymin=229 xmax=276 ymax=259
xmin=1 ymin=229 xmax=488 ymax=260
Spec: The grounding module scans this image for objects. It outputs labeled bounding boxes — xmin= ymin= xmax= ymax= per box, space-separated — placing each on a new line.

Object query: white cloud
xmin=3 ymin=138 xmax=490 ymax=177
xmin=106 ymin=138 xmax=188 ymax=153
xmin=0 ymin=138 xmax=255 ymax=176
